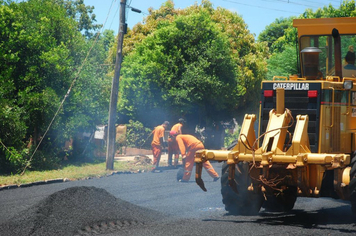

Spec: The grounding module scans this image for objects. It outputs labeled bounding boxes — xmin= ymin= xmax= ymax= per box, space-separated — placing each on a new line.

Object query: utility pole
xmin=106 ymin=0 xmax=127 ymax=170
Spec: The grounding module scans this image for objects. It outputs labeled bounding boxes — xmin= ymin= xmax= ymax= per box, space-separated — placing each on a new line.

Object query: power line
xmin=275 ymin=0 xmax=339 ymax=8
xmin=223 ymin=0 xmax=342 ymax=15
xmin=222 ymin=0 xmax=302 ymax=14
xmin=109 ymin=1 xmax=120 ymax=30
xmin=101 ymin=0 xmax=117 ymax=30
xmin=299 ymin=0 xmax=340 ymax=4
xmin=21 ymin=0 xmax=118 ymax=175
xmin=275 ymin=0 xmax=323 ymax=8
xmin=126 ymin=0 xmax=149 ymax=20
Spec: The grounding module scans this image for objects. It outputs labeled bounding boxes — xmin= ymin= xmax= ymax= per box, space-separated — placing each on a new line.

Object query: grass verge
xmin=0 ymin=160 xmax=153 ymax=186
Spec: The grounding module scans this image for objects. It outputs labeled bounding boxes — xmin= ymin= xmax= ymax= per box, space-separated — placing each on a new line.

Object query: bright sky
xmin=83 ymin=0 xmax=342 ymax=38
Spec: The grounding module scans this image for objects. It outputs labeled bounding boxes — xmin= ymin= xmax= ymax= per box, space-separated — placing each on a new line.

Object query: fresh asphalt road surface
xmin=1 ymin=162 xmax=356 ymax=235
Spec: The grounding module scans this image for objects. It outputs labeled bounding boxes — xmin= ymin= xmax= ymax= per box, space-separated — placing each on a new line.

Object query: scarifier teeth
xmin=196 ymin=177 xmax=207 ymax=192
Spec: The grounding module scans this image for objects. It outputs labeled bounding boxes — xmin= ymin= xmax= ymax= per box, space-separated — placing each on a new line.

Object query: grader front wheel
xmin=221 ymin=162 xmax=264 ymax=215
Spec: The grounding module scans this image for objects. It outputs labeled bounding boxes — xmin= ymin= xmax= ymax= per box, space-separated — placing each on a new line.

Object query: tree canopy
xmin=0 ymin=0 xmax=113 ymax=173
xmin=258 ymin=17 xmax=294 ymax=54
xmin=114 ymin=0 xmax=268 ymax=129
xmin=3 ymin=0 xmax=355 ymax=173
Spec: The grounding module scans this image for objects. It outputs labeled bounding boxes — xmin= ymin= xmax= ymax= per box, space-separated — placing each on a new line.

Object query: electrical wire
xmin=274 ymin=0 xmax=333 ymax=8
xmin=101 ymin=0 xmax=117 ymax=30
xmin=298 ymin=0 xmax=340 ymax=7
xmin=263 ymin=0 xmax=341 ymax=8
xmin=222 ymin=0 xmax=302 ymax=14
xmin=223 ymin=0 xmax=342 ymax=15
xmin=109 ymin=1 xmax=120 ymax=30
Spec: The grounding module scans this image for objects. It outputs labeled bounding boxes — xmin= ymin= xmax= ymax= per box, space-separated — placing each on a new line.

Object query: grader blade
xmin=195 ymin=162 xmax=207 ymax=192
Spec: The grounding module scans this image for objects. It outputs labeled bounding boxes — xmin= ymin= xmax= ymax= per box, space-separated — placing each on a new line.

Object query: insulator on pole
xmin=131 ymin=7 xmax=141 ymax=13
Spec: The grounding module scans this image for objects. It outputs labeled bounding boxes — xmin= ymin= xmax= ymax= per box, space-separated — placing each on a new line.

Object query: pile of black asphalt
xmin=0 ymin=186 xmax=168 ymax=236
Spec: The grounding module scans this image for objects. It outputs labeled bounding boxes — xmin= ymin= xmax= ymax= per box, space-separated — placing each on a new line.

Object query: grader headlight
xmin=343 ymin=80 xmax=353 ymax=90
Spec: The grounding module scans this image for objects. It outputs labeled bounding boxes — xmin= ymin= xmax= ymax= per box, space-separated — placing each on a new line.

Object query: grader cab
xmin=195 ymin=17 xmax=356 ymax=215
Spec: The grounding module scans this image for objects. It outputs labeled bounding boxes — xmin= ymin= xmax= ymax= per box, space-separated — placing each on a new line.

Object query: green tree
xmin=258 ymin=17 xmax=294 ymax=54
xmin=115 ymin=0 xmax=268 ymax=131
xmin=267 ymin=45 xmax=299 ymax=80
xmin=0 ymin=0 xmax=76 ymax=171
xmin=0 ymin=0 xmax=112 ymax=173
xmin=61 ymin=30 xmax=114 ymax=159
xmin=0 ymin=3 xmax=27 ymax=146
xmin=57 ymin=0 xmax=102 ymax=38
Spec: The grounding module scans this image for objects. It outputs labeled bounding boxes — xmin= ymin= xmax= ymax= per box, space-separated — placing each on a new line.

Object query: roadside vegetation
xmin=0 ymin=160 xmax=154 ymax=186
xmin=0 ymin=0 xmax=355 ymax=177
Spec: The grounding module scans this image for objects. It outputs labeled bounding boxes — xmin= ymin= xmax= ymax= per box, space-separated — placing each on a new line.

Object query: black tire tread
xmin=349 ymin=151 xmax=356 ymax=214
xmin=263 ymin=187 xmax=297 ymax=212
xmin=221 ymin=162 xmax=264 ymax=215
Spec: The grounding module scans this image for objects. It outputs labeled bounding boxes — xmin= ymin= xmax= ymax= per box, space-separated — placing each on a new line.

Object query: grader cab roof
xmin=293 ymin=17 xmax=356 ymax=37
xmin=292 ymin=17 xmax=356 ymax=80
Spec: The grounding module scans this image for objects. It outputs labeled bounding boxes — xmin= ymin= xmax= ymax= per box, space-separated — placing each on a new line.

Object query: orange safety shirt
xmin=175 ymin=135 xmax=203 ymax=155
xmin=171 ymin=123 xmax=183 ymax=134
xmin=151 ymin=125 xmax=165 ymax=146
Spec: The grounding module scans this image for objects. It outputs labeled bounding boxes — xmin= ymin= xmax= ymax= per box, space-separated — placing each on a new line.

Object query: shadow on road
xmin=203 ymin=205 xmax=356 ymax=234
xmin=256 ymin=206 xmax=356 ymax=231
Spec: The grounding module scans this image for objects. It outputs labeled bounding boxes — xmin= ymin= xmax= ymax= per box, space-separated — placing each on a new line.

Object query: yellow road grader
xmin=195 ymin=17 xmax=356 ymax=215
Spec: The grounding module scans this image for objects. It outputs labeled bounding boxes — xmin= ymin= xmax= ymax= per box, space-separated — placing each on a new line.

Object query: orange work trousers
xmin=168 ymin=138 xmax=179 ymax=166
xmin=151 ymin=144 xmax=162 ymax=167
xmin=182 ymin=143 xmax=219 ymax=181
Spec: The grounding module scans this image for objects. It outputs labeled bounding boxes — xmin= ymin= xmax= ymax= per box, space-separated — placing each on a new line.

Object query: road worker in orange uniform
xmin=168 ymin=118 xmax=185 ymax=168
xmin=170 ymin=131 xmax=219 ymax=182
xmin=151 ymin=121 xmax=169 ymax=171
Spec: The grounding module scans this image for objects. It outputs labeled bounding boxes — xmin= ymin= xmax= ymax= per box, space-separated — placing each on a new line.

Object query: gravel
xmin=0 ymin=186 xmax=167 ymax=236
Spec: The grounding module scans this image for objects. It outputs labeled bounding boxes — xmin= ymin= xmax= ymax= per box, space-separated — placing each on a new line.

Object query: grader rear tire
xmin=349 ymin=152 xmax=356 ymax=214
xmin=221 ymin=162 xmax=264 ymax=215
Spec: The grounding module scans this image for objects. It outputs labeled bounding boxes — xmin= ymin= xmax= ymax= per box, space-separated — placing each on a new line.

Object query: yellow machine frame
xmin=194 ymin=18 xmax=356 ymax=211
xmin=195 ymin=88 xmax=351 ymax=199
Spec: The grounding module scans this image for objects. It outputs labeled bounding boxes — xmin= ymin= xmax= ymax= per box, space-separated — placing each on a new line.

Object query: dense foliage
xmin=258 ymin=17 xmax=294 ymax=54
xmin=2 ymin=0 xmax=355 ymax=174
xmin=112 ymin=0 xmax=268 ymax=132
xmin=0 ymin=0 xmax=113 ymax=173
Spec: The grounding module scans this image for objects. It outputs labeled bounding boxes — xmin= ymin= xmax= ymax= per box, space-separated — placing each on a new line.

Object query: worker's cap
xmin=169 ymin=130 xmax=178 ymax=136
xmin=179 ymin=118 xmax=185 ymax=123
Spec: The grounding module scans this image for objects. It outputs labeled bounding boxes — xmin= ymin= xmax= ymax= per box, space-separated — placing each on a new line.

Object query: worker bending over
xmin=170 ymin=131 xmax=219 ymax=182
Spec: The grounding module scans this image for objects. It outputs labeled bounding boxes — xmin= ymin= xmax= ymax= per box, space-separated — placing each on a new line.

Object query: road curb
xmin=0 ymin=154 xmax=173 ymax=192
xmin=0 ymin=171 xmax=141 ymax=192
